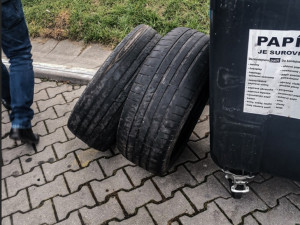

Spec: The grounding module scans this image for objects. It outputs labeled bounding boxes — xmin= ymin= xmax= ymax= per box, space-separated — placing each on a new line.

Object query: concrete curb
xmin=2 ymin=59 xmax=95 ymax=85
xmin=33 ymin=62 xmax=95 ymax=84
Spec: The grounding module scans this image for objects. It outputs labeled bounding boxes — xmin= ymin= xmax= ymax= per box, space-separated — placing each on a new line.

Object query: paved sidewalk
xmin=2 ymin=38 xmax=112 ymax=84
xmin=1 ymin=79 xmax=300 ymax=225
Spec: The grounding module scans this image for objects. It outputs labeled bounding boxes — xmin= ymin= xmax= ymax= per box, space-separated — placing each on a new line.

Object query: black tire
xmin=117 ymin=27 xmax=210 ymax=175
xmin=67 ymin=25 xmax=161 ymax=151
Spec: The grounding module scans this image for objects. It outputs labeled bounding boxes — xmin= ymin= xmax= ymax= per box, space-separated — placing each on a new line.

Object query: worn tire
xmin=67 ymin=25 xmax=161 ymax=151
xmin=117 ymin=27 xmax=209 ymax=175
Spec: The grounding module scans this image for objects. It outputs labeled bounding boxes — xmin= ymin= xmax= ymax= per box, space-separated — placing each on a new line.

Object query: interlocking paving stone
xmin=54 ymin=186 xmax=96 ymax=220
xmin=42 ymin=152 xmax=79 ymax=182
xmin=65 ymin=161 xmax=104 ymax=192
xmin=124 ymin=166 xmax=153 ymax=187
xmin=183 ymin=175 xmax=230 ymax=210
xmin=63 ymin=86 xmax=85 ymax=102
xmin=170 ymin=147 xmax=199 ymax=170
xmin=251 ymin=174 xmax=266 ymax=183
xmin=47 ymin=84 xmax=73 ymax=98
xmin=1 ymin=136 xmax=19 ymax=150
xmin=6 ymin=166 xmax=45 ymax=197
xmin=55 ymin=212 xmax=82 ymax=225
xmin=34 ymin=78 xmax=42 ymax=84
xmin=76 ymin=148 xmax=111 ymax=167
xmin=32 ymin=102 xmax=39 ymax=113
xmin=32 ymin=107 xmax=57 ymax=126
xmin=215 ymin=191 xmax=268 ymax=224
xmin=189 ymin=132 xmax=200 ymax=141
xmin=2 ymin=110 xmax=10 ymax=123
xmin=243 ymin=215 xmax=259 ymax=225
xmin=2 ymin=102 xmax=7 ymax=112
xmin=54 ymin=138 xmax=89 ymax=159
xmin=253 ymin=198 xmax=300 ymax=225
xmin=54 ymin=98 xmax=79 ymax=117
xmin=153 ymin=166 xmax=197 ymax=198
xmin=2 ymin=190 xmax=30 ymax=217
xmin=99 ymin=154 xmax=135 ymax=177
xmin=188 ymin=137 xmax=210 ymax=159
xmin=90 ymin=170 xmax=132 ymax=202
xmin=80 ymin=197 xmax=124 ymax=225
xmin=193 ymin=118 xmax=210 ymax=139
xmin=36 ymin=127 xmax=68 ymax=152
xmin=1 ymin=217 xmax=11 ymax=225
xmin=119 ymin=180 xmax=162 ymax=214
xmin=2 ymin=144 xmax=35 ymax=165
xmin=34 ymin=81 xmax=57 ymax=94
xmin=250 ymin=177 xmax=300 ymax=207
xmin=37 ymin=94 xmax=66 ymax=112
xmin=111 ymin=146 xmax=120 ymax=155
xmin=73 ymin=84 xmax=82 ymax=90
xmin=147 ymin=191 xmax=195 ymax=225
xmin=2 ymin=80 xmax=300 ymax=225
xmin=29 ymin=175 xmax=69 ymax=208
xmin=109 ymin=207 xmax=154 ymax=225
xmin=63 ymin=126 xmax=76 ymax=139
xmin=179 ymin=202 xmax=231 ymax=225
xmin=185 ymin=154 xmax=219 ymax=183
xmin=2 ymin=180 xmax=7 ymax=199
xmin=45 ymin=112 xmax=71 ymax=133
xmin=13 ymin=200 xmax=56 ymax=225
xmin=287 ymin=194 xmax=300 ymax=208
xmin=33 ymin=89 xmax=49 ymax=102
xmin=2 ymin=122 xmax=10 ymax=135
xmin=213 ymin=171 xmax=232 ymax=193
xmin=199 ymin=105 xmax=209 ymax=121
xmin=20 ymin=146 xmax=56 ymax=173
xmin=1 ymin=159 xmax=22 ymax=179
xmin=33 ymin=121 xmax=48 ymax=136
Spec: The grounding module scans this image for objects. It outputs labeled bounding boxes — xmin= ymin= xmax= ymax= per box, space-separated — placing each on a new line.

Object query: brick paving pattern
xmin=1 ymin=79 xmax=300 ymax=225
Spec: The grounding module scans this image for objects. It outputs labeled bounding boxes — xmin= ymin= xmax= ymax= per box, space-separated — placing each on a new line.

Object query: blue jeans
xmin=2 ymin=0 xmax=34 ymax=129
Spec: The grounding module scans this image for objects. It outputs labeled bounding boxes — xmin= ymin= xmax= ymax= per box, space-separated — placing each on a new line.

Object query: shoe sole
xmin=10 ymin=136 xmax=39 ymax=145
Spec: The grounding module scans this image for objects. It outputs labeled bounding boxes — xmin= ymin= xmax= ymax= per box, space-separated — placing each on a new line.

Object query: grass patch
xmin=23 ymin=0 xmax=209 ymax=47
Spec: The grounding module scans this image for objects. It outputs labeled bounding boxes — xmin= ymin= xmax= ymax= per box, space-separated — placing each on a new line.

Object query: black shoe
xmin=2 ymin=99 xmax=11 ymax=110
xmin=9 ymin=128 xmax=39 ymax=144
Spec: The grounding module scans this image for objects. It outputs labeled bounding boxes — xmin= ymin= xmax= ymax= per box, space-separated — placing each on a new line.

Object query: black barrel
xmin=210 ymin=0 xmax=300 ymax=181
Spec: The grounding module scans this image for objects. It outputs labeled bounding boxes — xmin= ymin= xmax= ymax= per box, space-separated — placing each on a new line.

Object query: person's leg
xmin=1 ymin=0 xmax=34 ymax=129
xmin=1 ymin=63 xmax=11 ymax=109
xmin=1 ymin=0 xmax=38 ymax=143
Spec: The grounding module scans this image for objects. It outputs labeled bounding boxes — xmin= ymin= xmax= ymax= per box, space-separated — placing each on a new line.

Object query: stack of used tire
xmin=68 ymin=24 xmax=209 ymax=175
